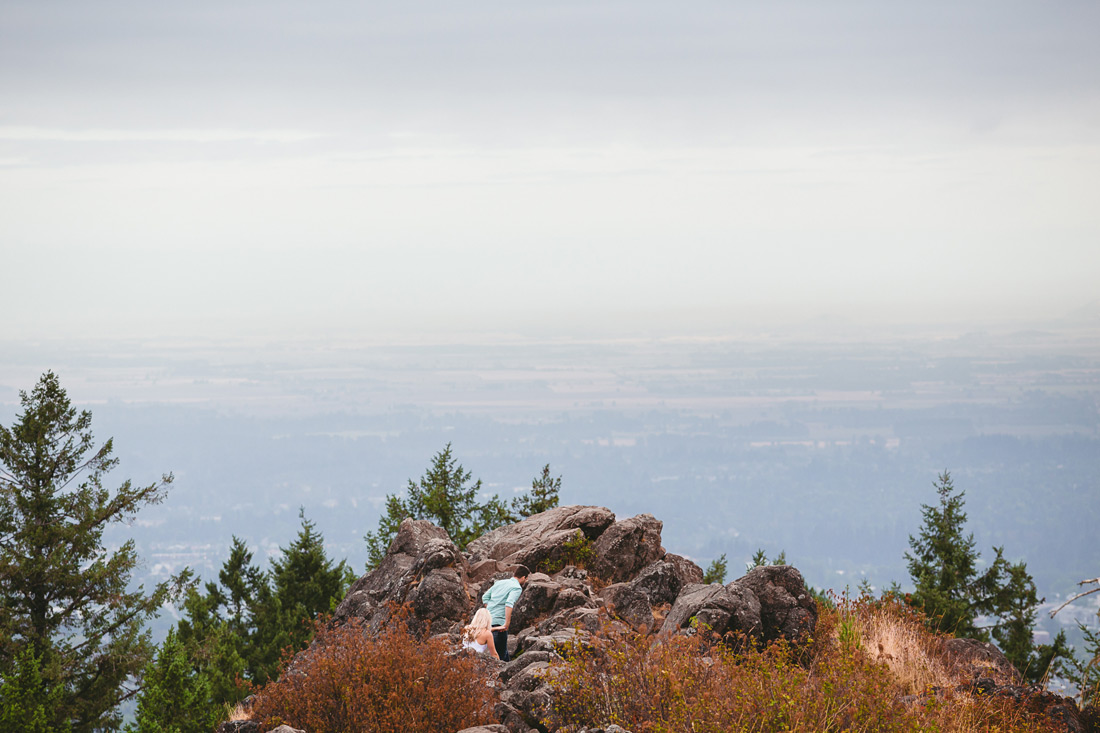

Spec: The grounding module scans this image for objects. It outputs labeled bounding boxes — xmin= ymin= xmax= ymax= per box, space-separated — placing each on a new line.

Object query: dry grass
xmin=548 ymin=597 xmax=1061 ymax=733
xmin=838 ymin=594 xmax=963 ymax=694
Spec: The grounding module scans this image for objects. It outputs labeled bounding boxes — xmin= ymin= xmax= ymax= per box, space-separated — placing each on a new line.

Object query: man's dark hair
xmin=513 ymin=565 xmax=530 ymax=579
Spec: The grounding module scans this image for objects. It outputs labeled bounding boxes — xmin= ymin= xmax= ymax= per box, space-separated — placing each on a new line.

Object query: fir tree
xmin=125 ymin=630 xmax=221 ymax=733
xmin=0 ymin=372 xmax=187 ymax=732
xmin=703 ymin=554 xmax=728 ymax=584
xmin=0 ymin=649 xmax=69 ymax=733
xmin=511 ymin=464 xmax=561 ymax=518
xmin=905 ymin=471 xmax=1068 ymax=681
xmin=249 ymin=510 xmax=353 ymax=684
xmin=365 ymin=443 xmax=511 ymax=567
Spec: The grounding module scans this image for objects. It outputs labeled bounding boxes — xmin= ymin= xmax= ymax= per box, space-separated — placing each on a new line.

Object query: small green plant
xmin=539 ymin=532 xmax=595 ymax=574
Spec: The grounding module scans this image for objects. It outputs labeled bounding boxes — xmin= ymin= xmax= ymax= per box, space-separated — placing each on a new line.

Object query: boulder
xmin=590 ymin=514 xmax=665 ymax=583
xmin=466 ymin=505 xmax=616 ymax=568
xmin=660 ymin=582 xmax=762 ymax=642
xmin=598 ymin=583 xmax=655 ymax=630
xmin=498 ymin=650 xmax=564 ymax=686
xmin=942 ymin=637 xmax=1022 ymax=684
xmin=733 ymin=565 xmax=818 ymax=646
xmin=507 ymin=574 xmax=560 ymax=633
xmin=629 ymin=555 xmax=703 ymax=607
xmin=456 ymin=726 xmax=510 ymax=733
xmin=333 ymin=519 xmax=471 ymax=634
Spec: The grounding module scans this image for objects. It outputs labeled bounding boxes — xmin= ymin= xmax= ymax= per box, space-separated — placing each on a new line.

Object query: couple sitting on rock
xmin=462 ymin=564 xmax=530 ymax=661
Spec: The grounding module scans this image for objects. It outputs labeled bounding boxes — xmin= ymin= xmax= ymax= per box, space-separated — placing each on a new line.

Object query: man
xmin=481 ymin=564 xmax=530 ymax=661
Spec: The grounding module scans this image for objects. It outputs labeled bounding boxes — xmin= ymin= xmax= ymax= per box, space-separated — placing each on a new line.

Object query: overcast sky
xmin=2 ymin=1 xmax=1098 ymax=340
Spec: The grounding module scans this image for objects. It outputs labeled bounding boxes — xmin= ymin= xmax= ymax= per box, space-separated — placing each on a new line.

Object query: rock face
xmin=942 ymin=637 xmax=1022 ymax=684
xmin=589 ymin=514 xmax=665 ymax=583
xmin=466 ymin=505 xmax=616 ymax=571
xmin=333 ymin=518 xmax=471 ymax=635
xmin=735 ymin=565 xmax=818 ymax=645
xmin=272 ymin=506 xmax=821 ymax=733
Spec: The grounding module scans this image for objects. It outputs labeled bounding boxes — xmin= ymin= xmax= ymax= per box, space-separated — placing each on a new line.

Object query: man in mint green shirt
xmin=481 ymin=565 xmax=530 ymax=661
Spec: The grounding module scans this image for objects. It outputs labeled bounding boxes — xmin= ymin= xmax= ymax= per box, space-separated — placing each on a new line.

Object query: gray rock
xmin=265 ymin=726 xmax=305 ymax=733
xmin=521 ymin=627 xmax=595 ymax=654
xmin=598 ymin=583 xmax=654 ymax=630
xmin=466 ymin=505 xmax=616 ymax=567
xmin=733 ymin=565 xmax=817 ymax=646
xmin=507 ymin=574 xmax=560 ymax=633
xmin=660 ymin=582 xmax=762 ymax=642
xmin=942 ymin=637 xmax=1022 ymax=684
xmin=455 ymin=726 xmax=510 ymax=733
xmin=216 ymin=722 xmax=259 ymax=733
xmin=590 ymin=514 xmax=665 ymax=583
xmin=499 ymin=650 xmax=563 ymax=686
xmin=629 ymin=555 xmax=703 ymax=607
xmin=333 ymin=518 xmax=471 ymax=635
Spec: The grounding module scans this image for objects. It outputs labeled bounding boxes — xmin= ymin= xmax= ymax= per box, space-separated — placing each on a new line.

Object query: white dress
xmin=462 ymin=637 xmax=488 ymax=653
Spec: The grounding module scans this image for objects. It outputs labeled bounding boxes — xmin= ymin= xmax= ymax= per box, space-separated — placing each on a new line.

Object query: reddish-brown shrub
xmin=249 ymin=616 xmax=496 ymax=733
xmin=549 ymin=601 xmax=1061 ymax=733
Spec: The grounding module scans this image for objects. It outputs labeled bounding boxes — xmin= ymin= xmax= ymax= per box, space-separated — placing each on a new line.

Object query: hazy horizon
xmin=4 ymin=1 xmax=1100 ymax=341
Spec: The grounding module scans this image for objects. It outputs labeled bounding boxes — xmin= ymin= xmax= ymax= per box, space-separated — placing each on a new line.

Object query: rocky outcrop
xmin=659 ymin=565 xmax=818 ymax=649
xmin=589 ymin=514 xmax=665 ymax=583
xmin=630 ymin=553 xmax=704 ymax=606
xmin=264 ymin=507 xmax=823 ymax=733
xmin=661 ymin=582 xmax=762 ymax=642
xmin=942 ymin=637 xmax=1022 ymax=684
xmin=735 ymin=565 xmax=818 ymax=645
xmin=333 ymin=518 xmax=471 ymax=635
xmin=466 ymin=506 xmax=615 ymax=570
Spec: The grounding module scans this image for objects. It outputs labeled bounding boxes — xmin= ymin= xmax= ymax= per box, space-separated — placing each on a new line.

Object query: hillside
xmin=221 ymin=506 xmax=1096 ymax=733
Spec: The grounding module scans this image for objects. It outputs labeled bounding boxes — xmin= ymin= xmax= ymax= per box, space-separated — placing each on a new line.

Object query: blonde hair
xmin=463 ymin=608 xmax=492 ymax=642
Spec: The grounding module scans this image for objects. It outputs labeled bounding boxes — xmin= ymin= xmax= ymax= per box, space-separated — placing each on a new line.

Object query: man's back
xmin=483 ymin=576 xmax=522 ymax=625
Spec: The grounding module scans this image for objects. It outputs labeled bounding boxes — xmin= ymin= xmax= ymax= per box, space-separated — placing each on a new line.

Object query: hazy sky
xmin=3 ymin=1 xmax=1099 ymax=340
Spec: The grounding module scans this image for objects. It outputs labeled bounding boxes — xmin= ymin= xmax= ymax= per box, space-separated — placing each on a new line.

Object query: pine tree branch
xmin=1049 ymin=579 xmax=1100 ymax=618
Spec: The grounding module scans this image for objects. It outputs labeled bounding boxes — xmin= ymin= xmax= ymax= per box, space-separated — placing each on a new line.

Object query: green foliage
xmin=703 ymin=553 xmax=728 ymax=584
xmin=179 ymin=513 xmax=353 ymax=693
xmin=904 ymin=471 xmax=1069 ymax=681
xmin=0 ymin=372 xmax=187 ymax=732
xmin=747 ymin=548 xmax=787 ymax=572
xmin=249 ymin=615 xmax=495 ymax=733
xmin=1067 ymin=622 xmax=1100 ymax=706
xmin=125 ymin=630 xmax=222 ymax=733
xmin=1055 ymin=578 xmax=1100 ymax=705
xmin=173 ymin=585 xmax=251 ymax=709
xmin=364 ymin=445 xmax=559 ymax=569
xmin=511 ymin=463 xmax=561 ymax=518
xmin=249 ymin=510 xmax=355 ymax=683
xmin=0 ymin=649 xmax=70 ymax=733
xmin=538 ymin=532 xmax=595 ymax=574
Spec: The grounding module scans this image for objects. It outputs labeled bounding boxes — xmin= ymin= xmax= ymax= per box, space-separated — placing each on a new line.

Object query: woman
xmin=461 ymin=608 xmax=500 ymax=659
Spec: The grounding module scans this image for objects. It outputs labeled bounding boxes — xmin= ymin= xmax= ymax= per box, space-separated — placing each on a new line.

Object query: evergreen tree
xmin=174 ymin=585 xmax=250 ymax=709
xmin=249 ymin=510 xmax=353 ymax=684
xmin=747 ymin=548 xmax=786 ymax=571
xmin=0 ymin=372 xmax=187 ymax=732
xmin=703 ymin=553 xmax=728 ymax=584
xmin=0 ymin=649 xmax=69 ymax=733
xmin=511 ymin=464 xmax=561 ymax=518
xmin=125 ymin=630 xmax=221 ymax=733
xmin=365 ymin=443 xmax=512 ymax=567
xmin=217 ymin=536 xmax=265 ymax=639
xmin=905 ymin=471 xmax=1068 ymax=681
